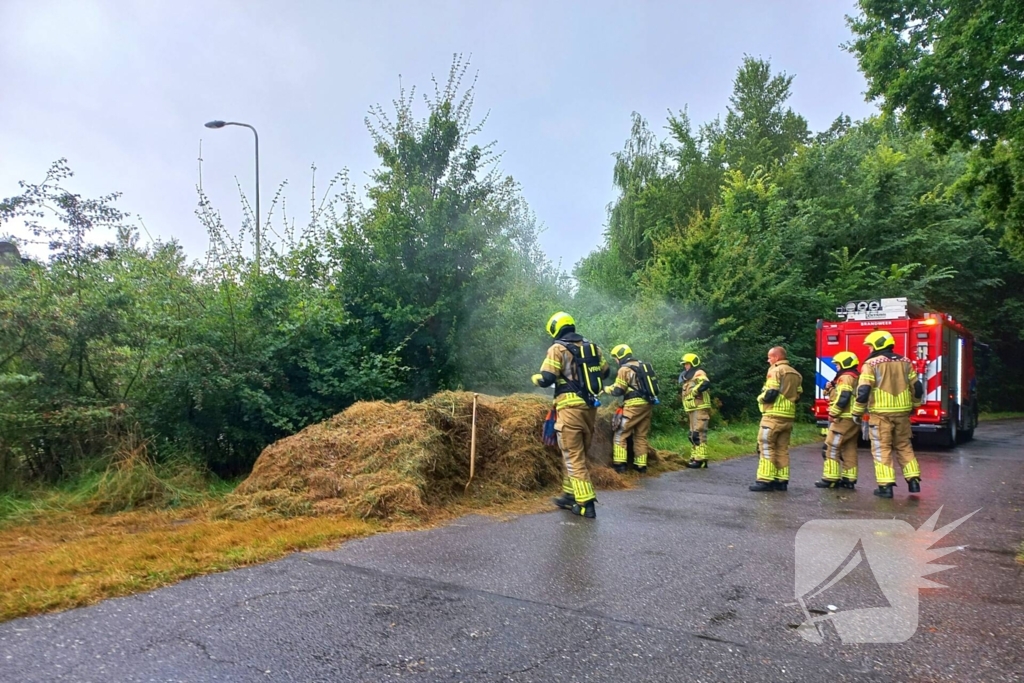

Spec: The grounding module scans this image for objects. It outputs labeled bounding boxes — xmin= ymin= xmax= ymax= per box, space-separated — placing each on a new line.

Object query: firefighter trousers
xmin=556 ymin=405 xmax=597 ymax=503
xmin=757 ymin=416 xmax=793 ymax=482
xmin=822 ymin=418 xmax=859 ymax=482
xmin=687 ymin=408 xmax=710 ymax=461
xmin=614 ymin=403 xmax=653 ymax=467
xmin=867 ymin=413 xmax=920 ymax=485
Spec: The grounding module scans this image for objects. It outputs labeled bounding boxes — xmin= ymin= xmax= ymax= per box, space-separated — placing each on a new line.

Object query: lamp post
xmin=204 ymin=120 xmax=260 ymax=273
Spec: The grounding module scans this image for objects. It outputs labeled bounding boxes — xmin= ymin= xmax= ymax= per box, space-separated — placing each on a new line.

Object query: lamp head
xmin=204 ymin=120 xmax=227 ymax=129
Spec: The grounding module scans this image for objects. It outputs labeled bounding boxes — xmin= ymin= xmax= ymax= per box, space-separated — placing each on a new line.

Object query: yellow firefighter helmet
xmin=864 ymin=330 xmax=895 ymax=351
xmin=833 ymin=350 xmax=860 ymax=370
xmin=546 ymin=311 xmax=575 ymax=338
xmin=681 ymin=352 xmax=700 ymax=366
xmin=611 ymin=344 xmax=632 ymax=361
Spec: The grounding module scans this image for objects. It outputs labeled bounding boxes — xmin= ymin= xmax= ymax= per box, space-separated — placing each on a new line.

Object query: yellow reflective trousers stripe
xmin=691 ymin=442 xmax=708 ymax=461
xmin=571 ymin=477 xmax=595 ymax=503
xmin=822 ymin=458 xmax=840 ymax=480
xmin=874 ymin=461 xmax=896 ymax=485
xmin=903 ymin=458 xmax=921 ymax=479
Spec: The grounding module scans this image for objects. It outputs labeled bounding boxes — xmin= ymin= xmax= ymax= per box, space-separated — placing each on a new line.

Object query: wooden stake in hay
xmin=464 ymin=393 xmax=478 ymax=493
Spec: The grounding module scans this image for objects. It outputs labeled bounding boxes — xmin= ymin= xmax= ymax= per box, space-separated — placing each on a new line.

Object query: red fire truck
xmin=814 ymin=298 xmax=978 ymax=446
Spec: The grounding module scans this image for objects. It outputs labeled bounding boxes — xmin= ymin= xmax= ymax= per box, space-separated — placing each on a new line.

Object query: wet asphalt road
xmin=1 ymin=422 xmax=1022 ymax=683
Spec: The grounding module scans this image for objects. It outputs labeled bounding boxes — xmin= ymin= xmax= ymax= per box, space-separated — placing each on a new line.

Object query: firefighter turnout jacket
xmin=828 ymin=370 xmax=858 ymax=419
xmin=681 ymin=368 xmax=712 ymax=412
xmin=852 ymin=350 xmax=923 ymax=416
xmin=758 ymin=360 xmax=803 ymax=418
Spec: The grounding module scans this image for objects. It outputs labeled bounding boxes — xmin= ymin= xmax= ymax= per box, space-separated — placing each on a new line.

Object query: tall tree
xmin=723 ymin=56 xmax=810 ymax=174
xmin=337 ymin=57 xmax=525 ymax=397
xmin=606 ymin=113 xmax=666 ymax=279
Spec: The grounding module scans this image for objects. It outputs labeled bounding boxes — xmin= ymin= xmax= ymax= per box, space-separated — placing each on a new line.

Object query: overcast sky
xmin=0 ymin=0 xmax=877 ymax=269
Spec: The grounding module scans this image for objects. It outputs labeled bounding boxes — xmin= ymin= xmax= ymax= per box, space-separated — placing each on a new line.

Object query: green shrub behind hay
xmin=85 ymin=433 xmax=207 ymax=513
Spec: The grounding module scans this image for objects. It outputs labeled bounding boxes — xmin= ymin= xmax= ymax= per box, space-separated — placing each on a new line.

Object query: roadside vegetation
xmin=2 ymin=0 xmax=1023 ymax=621
xmin=0 ymin=411 xmax=677 ymax=623
xmin=979 ymin=412 xmax=1024 ymax=422
xmin=651 ymin=422 xmax=821 ymax=463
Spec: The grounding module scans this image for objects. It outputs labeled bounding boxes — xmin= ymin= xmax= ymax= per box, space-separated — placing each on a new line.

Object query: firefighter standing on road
xmin=750 ymin=346 xmax=803 ymax=492
xmin=679 ymin=353 xmax=712 ymax=468
xmin=607 ymin=344 xmax=659 ymax=474
xmin=815 ymin=351 xmax=861 ymax=490
xmin=532 ymin=312 xmax=610 ymax=518
xmin=852 ymin=330 xmax=924 ymax=499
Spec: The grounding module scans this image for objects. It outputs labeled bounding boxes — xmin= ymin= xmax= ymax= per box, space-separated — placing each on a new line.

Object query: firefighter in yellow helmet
xmin=607 ymin=344 xmax=660 ymax=474
xmin=815 ymin=351 xmax=861 ymax=490
xmin=750 ymin=346 xmax=803 ymax=492
xmin=532 ymin=312 xmax=610 ymax=518
xmin=852 ymin=330 xmax=924 ymax=498
xmin=679 ymin=353 xmax=712 ymax=468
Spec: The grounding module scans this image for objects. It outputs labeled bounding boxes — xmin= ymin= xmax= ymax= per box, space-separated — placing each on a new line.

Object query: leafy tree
xmin=605 ymin=113 xmax=666 ymax=279
xmin=336 ymin=58 xmax=524 ymax=397
xmin=723 ymin=56 xmax=810 ymax=174
xmin=847 ymin=0 xmax=1024 ymax=259
xmin=848 ymin=0 xmax=1023 ymax=148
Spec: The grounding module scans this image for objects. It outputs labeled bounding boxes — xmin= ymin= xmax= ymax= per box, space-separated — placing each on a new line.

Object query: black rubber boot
xmin=873 ymin=484 xmax=894 ymax=498
xmin=840 ymin=478 xmax=857 ymax=490
xmin=774 ymin=480 xmax=789 ymax=492
xmin=632 ymin=464 xmax=648 ymax=474
xmin=686 ymin=459 xmax=708 ymax=469
xmin=570 ymin=500 xmax=596 ymax=519
xmin=552 ymin=492 xmax=575 ymax=510
xmin=907 ymin=478 xmax=921 ymax=493
xmin=814 ymin=479 xmax=839 ymax=489
xmin=749 ymin=481 xmax=774 ymax=492
xmin=612 ymin=463 xmax=627 ymax=474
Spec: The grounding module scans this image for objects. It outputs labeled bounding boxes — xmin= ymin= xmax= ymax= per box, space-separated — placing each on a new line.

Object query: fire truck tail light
xmin=921 ymin=318 xmax=938 ymax=326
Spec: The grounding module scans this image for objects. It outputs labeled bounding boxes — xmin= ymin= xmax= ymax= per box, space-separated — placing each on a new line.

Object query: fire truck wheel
xmin=958 ymin=400 xmax=978 ymax=443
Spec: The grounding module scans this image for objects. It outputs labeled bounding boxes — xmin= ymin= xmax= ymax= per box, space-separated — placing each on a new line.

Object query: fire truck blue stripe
xmin=816 ymin=357 xmax=837 ymax=394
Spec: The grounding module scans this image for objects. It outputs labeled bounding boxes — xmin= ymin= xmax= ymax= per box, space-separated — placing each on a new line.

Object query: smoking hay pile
xmin=226 ymin=391 xmax=669 ymax=520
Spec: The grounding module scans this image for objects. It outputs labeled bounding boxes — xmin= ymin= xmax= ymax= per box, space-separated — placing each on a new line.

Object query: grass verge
xmin=0 ymin=419 xmax=780 ymax=623
xmin=979 ymin=411 xmax=1024 ymax=422
xmin=0 ymin=508 xmax=375 ymax=622
xmin=650 ymin=421 xmax=821 ymax=462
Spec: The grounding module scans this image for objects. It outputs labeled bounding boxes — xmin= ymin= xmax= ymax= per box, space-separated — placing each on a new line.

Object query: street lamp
xmin=204 ymin=119 xmax=260 ymax=273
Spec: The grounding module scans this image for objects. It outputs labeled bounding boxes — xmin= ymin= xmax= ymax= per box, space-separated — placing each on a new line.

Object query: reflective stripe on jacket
xmin=682 ymin=368 xmax=712 ymax=411
xmin=758 ymin=360 xmax=803 ymax=419
xmin=853 ymin=354 xmax=919 ymax=415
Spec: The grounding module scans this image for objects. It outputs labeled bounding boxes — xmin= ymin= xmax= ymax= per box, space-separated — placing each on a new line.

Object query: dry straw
xmin=224 ymin=391 xmax=674 ymax=521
